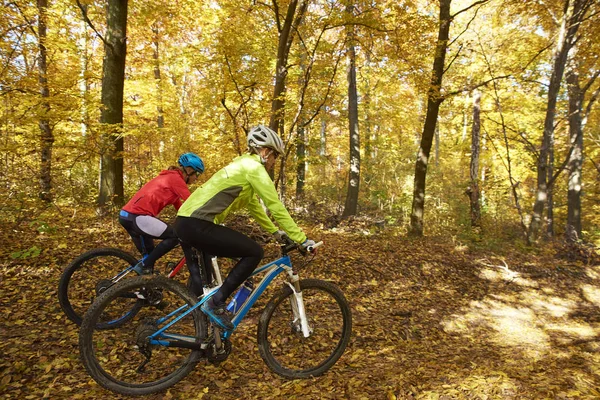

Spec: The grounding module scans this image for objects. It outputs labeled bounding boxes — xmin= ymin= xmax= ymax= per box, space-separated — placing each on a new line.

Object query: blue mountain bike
xmin=78 ymin=240 xmax=352 ymax=396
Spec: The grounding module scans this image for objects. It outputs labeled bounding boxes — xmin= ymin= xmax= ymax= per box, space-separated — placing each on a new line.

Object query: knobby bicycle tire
xmin=79 ymin=275 xmax=206 ymax=396
xmin=58 ymin=247 xmax=142 ymax=328
xmin=257 ymin=279 xmax=352 ymax=378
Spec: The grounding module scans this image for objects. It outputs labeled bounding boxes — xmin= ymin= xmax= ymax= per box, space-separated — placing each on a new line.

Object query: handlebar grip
xmin=307 ymin=241 xmax=323 ymax=253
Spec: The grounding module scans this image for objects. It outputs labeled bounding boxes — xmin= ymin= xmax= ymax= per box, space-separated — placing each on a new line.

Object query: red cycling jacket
xmin=122 ymin=170 xmax=190 ymax=216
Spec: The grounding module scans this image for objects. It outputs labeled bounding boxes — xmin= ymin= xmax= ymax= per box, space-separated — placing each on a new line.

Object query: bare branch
xmin=479 ymin=36 xmax=528 ymax=236
xmin=444 ymin=74 xmax=511 ymax=98
xmin=12 ymin=1 xmax=37 ymax=36
xmin=321 ymin=21 xmax=393 ymax=33
xmin=449 ymin=2 xmax=482 ymax=47
xmin=221 ymin=54 xmax=257 ymax=154
xmin=290 ymin=37 xmax=344 ymax=134
xmin=451 ymin=0 xmax=490 ymax=19
xmin=0 ymin=23 xmax=28 ymax=41
xmin=583 ymin=84 xmax=600 ymax=121
xmin=271 ymin=0 xmax=282 ymax=32
xmin=581 ymin=69 xmax=600 ymax=94
xmin=521 ymin=41 xmax=555 ymax=71
xmin=484 ymin=117 xmax=538 ymax=156
xmin=76 ymin=0 xmax=110 ymax=49
xmin=443 ymin=44 xmax=463 ymax=76
xmin=1 ymin=87 xmax=27 ymax=96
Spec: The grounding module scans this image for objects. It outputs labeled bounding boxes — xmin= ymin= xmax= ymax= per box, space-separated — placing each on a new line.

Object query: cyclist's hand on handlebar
xmin=273 ymin=230 xmax=289 ymax=243
xmin=301 ymin=239 xmax=317 ymax=254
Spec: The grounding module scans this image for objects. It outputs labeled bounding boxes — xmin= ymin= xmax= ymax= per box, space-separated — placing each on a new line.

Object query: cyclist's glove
xmin=273 ymin=230 xmax=289 ymax=243
xmin=301 ymin=239 xmax=317 ymax=253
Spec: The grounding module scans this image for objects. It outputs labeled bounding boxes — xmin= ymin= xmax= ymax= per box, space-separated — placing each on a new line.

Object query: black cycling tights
xmin=119 ymin=215 xmax=179 ymax=270
xmin=174 ymin=216 xmax=263 ymax=305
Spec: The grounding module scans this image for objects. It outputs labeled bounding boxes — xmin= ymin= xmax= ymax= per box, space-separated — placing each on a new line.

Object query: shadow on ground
xmin=0 ymin=216 xmax=599 ymax=399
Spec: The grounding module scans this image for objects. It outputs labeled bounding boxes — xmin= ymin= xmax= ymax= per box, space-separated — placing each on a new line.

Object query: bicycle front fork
xmin=285 ymin=272 xmax=312 ymax=338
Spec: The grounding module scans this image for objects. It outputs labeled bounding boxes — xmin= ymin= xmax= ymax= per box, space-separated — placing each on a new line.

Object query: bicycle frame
xmin=148 ymin=253 xmax=306 ymax=349
xmin=108 ymin=253 xmax=187 ymax=285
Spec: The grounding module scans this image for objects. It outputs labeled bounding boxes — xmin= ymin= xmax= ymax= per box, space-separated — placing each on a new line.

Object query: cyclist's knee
xmin=162 ymin=237 xmax=179 ymax=249
xmin=249 ymin=242 xmax=263 ymax=259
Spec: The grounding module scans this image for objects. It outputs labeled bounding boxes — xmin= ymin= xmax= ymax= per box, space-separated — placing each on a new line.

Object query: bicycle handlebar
xmin=306 ymin=241 xmax=323 ymax=253
xmin=280 ymin=239 xmax=323 ymax=255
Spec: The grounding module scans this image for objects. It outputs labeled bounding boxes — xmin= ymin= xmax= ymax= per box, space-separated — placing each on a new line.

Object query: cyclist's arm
xmin=247 ymin=195 xmax=278 ymax=234
xmin=171 ymin=176 xmax=191 ymax=211
xmin=247 ymin=167 xmax=307 ymax=243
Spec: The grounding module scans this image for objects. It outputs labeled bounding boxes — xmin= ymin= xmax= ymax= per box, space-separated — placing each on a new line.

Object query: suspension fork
xmin=285 ymin=270 xmax=311 ymax=338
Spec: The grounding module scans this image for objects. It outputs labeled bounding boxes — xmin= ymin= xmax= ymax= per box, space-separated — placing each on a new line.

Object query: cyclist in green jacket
xmin=174 ymin=125 xmax=315 ymax=330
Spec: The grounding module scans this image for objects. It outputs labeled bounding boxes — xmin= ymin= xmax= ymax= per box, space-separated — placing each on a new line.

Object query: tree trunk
xmin=152 ymin=24 xmax=164 ymax=129
xmin=296 ymin=123 xmax=306 ymax=198
xmin=566 ymin=71 xmax=584 ymax=239
xmin=268 ymin=0 xmax=307 ymax=134
xmin=78 ymin=8 xmax=90 ymax=136
xmin=320 ymin=111 xmax=327 ymax=156
xmin=547 ymin=128 xmax=555 ymax=238
xmin=342 ymin=2 xmax=360 ymax=218
xmin=295 ymin=54 xmax=308 ymax=199
xmin=363 ymin=49 xmax=373 ymax=180
xmin=38 ymin=0 xmax=53 ymax=202
xmin=528 ymin=0 xmax=589 ymax=242
xmin=98 ymin=0 xmax=128 ymax=209
xmin=409 ymin=0 xmax=451 ymax=236
xmin=469 ymin=91 xmax=481 ymax=228
xmin=434 ymin=125 xmax=440 ymax=168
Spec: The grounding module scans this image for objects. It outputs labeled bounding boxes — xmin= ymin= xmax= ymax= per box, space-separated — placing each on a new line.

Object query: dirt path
xmin=1 ymin=219 xmax=599 ymax=399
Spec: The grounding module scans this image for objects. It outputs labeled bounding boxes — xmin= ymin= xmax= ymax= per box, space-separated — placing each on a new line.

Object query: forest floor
xmin=1 ymin=211 xmax=600 ymax=400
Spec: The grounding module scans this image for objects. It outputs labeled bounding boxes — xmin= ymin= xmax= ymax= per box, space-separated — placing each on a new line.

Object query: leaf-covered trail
xmin=1 ymin=218 xmax=599 ymax=399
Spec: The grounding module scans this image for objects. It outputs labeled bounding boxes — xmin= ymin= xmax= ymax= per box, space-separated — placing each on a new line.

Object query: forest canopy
xmin=1 ymin=0 xmax=599 ymax=244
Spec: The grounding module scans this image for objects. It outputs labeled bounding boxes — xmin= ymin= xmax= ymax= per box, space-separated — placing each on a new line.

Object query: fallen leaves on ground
xmin=1 ymin=213 xmax=599 ymax=399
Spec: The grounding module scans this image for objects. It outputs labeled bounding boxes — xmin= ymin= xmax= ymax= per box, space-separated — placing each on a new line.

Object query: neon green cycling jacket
xmin=177 ymin=153 xmax=307 ymax=244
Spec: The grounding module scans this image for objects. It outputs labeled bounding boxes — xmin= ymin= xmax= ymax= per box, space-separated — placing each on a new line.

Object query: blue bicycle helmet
xmin=178 ymin=152 xmax=204 ymax=173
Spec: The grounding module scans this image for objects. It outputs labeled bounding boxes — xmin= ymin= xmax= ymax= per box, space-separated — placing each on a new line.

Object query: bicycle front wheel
xmin=79 ymin=275 xmax=206 ymax=396
xmin=257 ymin=279 xmax=352 ymax=378
xmin=58 ymin=247 xmax=141 ymax=328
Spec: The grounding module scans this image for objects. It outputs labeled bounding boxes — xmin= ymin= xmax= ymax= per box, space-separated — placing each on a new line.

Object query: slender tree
xmin=565 ymin=67 xmax=600 ymax=240
xmin=469 ymin=91 xmax=481 ymax=227
xmin=37 ymin=0 xmax=53 ymax=202
xmin=527 ymin=0 xmax=592 ymax=242
xmin=342 ymin=1 xmax=360 ymax=218
xmin=269 ymin=0 xmax=308 ymax=134
xmin=97 ymin=0 xmax=128 ymax=208
xmin=409 ymin=0 xmax=452 ymax=236
xmin=409 ymin=0 xmax=495 ymax=236
xmin=152 ymin=23 xmax=164 ymax=129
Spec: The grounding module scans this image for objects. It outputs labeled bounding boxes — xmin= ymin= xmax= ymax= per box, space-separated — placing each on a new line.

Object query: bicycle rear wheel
xmin=257 ymin=279 xmax=352 ymax=378
xmin=58 ymin=247 xmax=141 ymax=328
xmin=79 ymin=275 xmax=206 ymax=396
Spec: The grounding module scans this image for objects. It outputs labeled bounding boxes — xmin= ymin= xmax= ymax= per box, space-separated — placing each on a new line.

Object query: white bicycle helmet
xmin=247 ymin=125 xmax=285 ymax=155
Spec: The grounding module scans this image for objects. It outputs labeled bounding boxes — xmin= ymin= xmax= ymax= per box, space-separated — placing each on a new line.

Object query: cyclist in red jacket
xmin=119 ymin=153 xmax=204 ymax=274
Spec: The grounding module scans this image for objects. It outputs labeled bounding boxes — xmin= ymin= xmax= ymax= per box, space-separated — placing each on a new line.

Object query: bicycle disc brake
xmin=134 ymin=320 xmax=158 ymax=373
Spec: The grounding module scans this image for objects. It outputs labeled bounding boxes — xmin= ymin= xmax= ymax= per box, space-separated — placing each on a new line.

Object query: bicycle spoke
xmin=258 ymin=279 xmax=351 ymax=378
xmin=80 ymin=276 xmax=206 ymax=395
xmin=59 ymin=248 xmax=139 ymax=327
